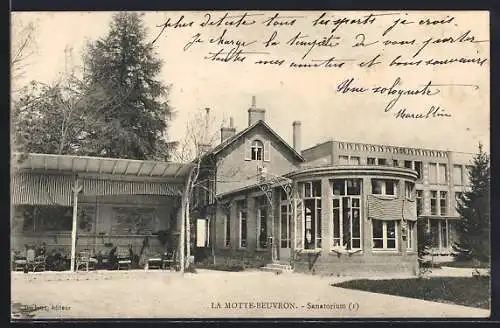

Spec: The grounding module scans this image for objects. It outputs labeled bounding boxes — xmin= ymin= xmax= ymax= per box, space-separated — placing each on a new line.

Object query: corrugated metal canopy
xmin=11 ymin=153 xmax=193 ymax=178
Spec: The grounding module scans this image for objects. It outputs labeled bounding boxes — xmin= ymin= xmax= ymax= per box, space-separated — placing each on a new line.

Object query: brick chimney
xmin=248 ymin=96 xmax=266 ymax=126
xmin=220 ymin=117 xmax=236 ymax=143
xmin=293 ymin=121 xmax=301 ymax=152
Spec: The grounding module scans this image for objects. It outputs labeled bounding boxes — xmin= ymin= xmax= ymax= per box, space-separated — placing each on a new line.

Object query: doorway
xmin=279 ymin=203 xmax=292 ymax=261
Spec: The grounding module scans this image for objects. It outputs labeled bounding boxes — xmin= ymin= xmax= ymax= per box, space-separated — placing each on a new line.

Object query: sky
xmin=11 ymin=11 xmax=490 ymax=154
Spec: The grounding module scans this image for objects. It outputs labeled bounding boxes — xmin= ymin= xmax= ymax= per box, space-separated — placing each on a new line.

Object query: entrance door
xmin=279 ymin=203 xmax=292 ymax=261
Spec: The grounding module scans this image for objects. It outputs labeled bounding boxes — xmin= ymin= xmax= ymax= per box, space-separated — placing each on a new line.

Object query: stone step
xmin=259 ymin=262 xmax=293 ymax=274
xmin=265 ymin=263 xmax=293 ymax=270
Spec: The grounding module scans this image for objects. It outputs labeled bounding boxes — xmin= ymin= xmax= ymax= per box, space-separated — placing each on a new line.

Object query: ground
xmin=11 ymin=269 xmax=489 ymax=319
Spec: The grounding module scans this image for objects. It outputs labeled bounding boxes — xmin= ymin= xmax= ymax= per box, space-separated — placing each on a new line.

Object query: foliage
xmin=12 ymin=80 xmax=86 ymax=155
xmin=81 ymin=12 xmax=174 ymax=160
xmin=45 ymin=252 xmax=70 ymax=271
xmin=334 ymin=277 xmax=490 ymax=309
xmin=12 ymin=12 xmax=175 ymax=161
xmin=417 ymin=217 xmax=433 ymax=270
xmin=453 ymin=143 xmax=490 ymax=264
xmin=11 ymin=15 xmax=38 ymax=91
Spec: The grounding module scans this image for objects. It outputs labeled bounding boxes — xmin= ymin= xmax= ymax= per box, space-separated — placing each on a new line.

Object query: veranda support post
xmin=70 ymin=179 xmax=83 ymax=272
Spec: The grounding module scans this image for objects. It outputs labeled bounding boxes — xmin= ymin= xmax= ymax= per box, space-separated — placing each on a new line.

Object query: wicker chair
xmin=117 ymin=247 xmax=131 ymax=270
xmin=162 ymin=249 xmax=178 ymax=270
xmin=12 ymin=250 xmax=27 ymax=271
xmin=76 ymin=249 xmax=97 ymax=272
xmin=146 ymin=253 xmax=163 ymax=270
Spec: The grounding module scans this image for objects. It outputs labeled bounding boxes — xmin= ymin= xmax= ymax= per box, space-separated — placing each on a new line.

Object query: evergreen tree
xmin=81 ymin=12 xmax=174 ymax=160
xmin=453 ymin=143 xmax=490 ymax=264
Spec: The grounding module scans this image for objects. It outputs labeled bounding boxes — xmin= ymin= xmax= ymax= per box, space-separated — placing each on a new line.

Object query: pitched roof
xmin=208 ymin=120 xmax=304 ymax=161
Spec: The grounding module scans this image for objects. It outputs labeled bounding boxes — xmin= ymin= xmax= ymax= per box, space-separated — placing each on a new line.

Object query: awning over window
xmin=80 ymin=178 xmax=183 ymax=197
xmin=11 ymin=153 xmax=191 ymax=206
xmin=367 ymin=195 xmax=417 ymax=221
xmin=11 ymin=174 xmax=183 ymax=206
xmin=11 ymin=173 xmax=74 ymax=206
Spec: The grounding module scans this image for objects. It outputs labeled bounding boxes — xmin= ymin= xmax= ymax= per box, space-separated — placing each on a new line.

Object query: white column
xmin=70 ymin=179 xmax=83 ymax=272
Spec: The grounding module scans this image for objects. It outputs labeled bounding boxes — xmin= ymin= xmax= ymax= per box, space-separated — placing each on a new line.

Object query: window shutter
xmin=244 ymin=139 xmax=252 ymax=160
xmin=264 ymin=140 xmax=271 ymax=162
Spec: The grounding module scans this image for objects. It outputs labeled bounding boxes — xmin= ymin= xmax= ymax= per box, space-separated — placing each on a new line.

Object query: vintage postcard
xmin=10 ymin=10 xmax=490 ymax=319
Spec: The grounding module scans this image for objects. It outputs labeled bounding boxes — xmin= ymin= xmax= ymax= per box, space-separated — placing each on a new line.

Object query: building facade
xmin=192 ymin=97 xmax=474 ymax=276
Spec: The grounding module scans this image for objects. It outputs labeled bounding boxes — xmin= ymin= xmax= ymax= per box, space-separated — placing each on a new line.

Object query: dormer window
xmin=251 ymin=140 xmax=264 ymax=160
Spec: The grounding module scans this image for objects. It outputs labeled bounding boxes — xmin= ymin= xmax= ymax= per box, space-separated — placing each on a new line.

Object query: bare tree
xmin=11 ymin=15 xmax=38 ymax=93
xmin=172 ymin=108 xmax=225 ymax=270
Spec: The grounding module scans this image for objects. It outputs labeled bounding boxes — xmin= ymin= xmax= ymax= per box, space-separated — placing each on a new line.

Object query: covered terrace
xmin=11 ymin=153 xmax=193 ymax=272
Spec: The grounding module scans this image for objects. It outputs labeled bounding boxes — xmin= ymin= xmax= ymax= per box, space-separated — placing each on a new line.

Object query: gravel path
xmin=11 ymin=269 xmax=490 ymax=319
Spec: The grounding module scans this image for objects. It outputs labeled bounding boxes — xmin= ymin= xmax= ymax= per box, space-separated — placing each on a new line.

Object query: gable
xmin=210 ymin=121 xmax=304 ymax=162
xmin=214 ymin=124 xmax=302 ymax=196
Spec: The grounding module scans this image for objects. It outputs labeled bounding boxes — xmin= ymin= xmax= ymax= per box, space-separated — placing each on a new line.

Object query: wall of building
xmin=301 ymin=141 xmax=334 ymax=165
xmin=216 ymin=125 xmax=301 ymax=196
xmin=293 ymin=252 xmax=418 ymax=277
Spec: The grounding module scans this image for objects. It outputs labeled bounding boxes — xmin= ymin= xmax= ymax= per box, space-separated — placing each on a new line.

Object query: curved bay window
xmin=303 ymin=181 xmax=322 ymax=249
xmin=332 ymin=179 xmax=362 ymax=250
xmin=251 ymin=140 xmax=264 ymax=161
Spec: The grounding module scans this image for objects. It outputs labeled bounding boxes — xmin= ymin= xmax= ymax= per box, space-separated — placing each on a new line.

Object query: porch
xmin=11 ymin=153 xmax=192 ymax=272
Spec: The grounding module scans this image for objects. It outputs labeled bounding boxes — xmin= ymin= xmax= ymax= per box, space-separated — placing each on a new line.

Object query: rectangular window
xmin=350 ymin=156 xmax=360 ymax=165
xmin=393 ymin=159 xmax=399 ymax=167
xmin=440 ymin=191 xmax=448 ymax=216
xmin=414 ymin=161 xmax=423 ymax=180
xmin=280 ymin=204 xmax=292 ymax=248
xmin=332 ymin=179 xmax=345 ymax=196
xmin=430 ymin=219 xmax=439 ymax=248
xmin=238 ymin=201 xmax=247 ymax=248
xmin=407 ymin=221 xmax=415 ymax=250
xmin=429 ymin=163 xmax=437 ymax=184
xmin=224 ymin=211 xmax=231 ymax=247
xmin=416 ymin=190 xmax=423 ymax=216
xmin=453 ymin=165 xmax=463 ymax=185
xmin=303 ymin=180 xmax=322 ymax=198
xmin=347 ymin=179 xmax=361 ymax=195
xmin=367 ymin=157 xmax=376 ymax=165
xmin=372 ymin=179 xmax=397 ymax=196
xmin=431 ymin=191 xmax=438 ymax=215
xmin=207 ymin=177 xmax=215 ymax=204
xmin=258 ymin=205 xmax=268 ymax=249
xmin=377 ymin=158 xmax=387 ymax=166
xmin=332 ymin=180 xmax=362 ymax=250
xmin=404 ymin=160 xmax=413 ymax=169
xmin=405 ymin=181 xmax=414 ymax=199
xmin=441 ymin=220 xmax=448 ymax=248
xmin=304 ymin=199 xmax=321 ymax=249
xmin=372 ymin=220 xmax=397 ymax=250
xmin=464 ymin=165 xmax=473 ymax=186
xmin=339 ymin=155 xmax=349 ymax=165
xmin=196 ymin=219 xmax=209 ymax=247
xmin=332 ymin=198 xmax=341 ymax=246
xmin=455 ymin=192 xmax=463 ymax=214
xmin=439 ymin=164 xmax=447 ymax=183
xmin=303 ymin=181 xmax=322 ymax=250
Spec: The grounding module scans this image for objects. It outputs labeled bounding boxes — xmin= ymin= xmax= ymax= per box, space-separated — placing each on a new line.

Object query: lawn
xmin=439 ymin=260 xmax=490 ymax=269
xmin=333 ymin=276 xmax=490 ymax=309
